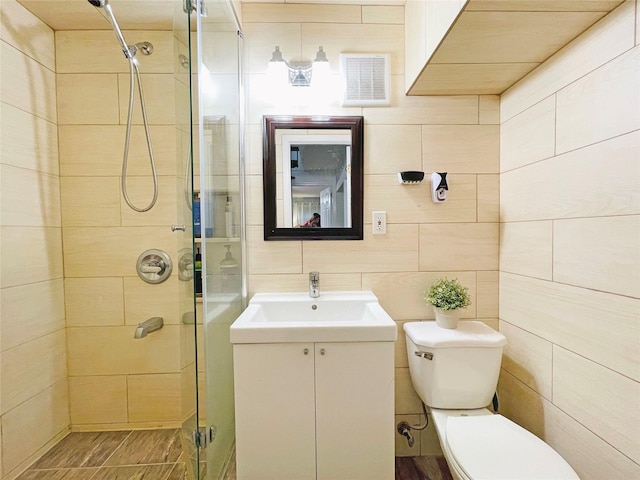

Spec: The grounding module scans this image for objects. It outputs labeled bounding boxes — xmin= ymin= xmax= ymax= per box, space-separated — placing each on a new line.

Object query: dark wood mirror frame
xmin=263 ymin=115 xmax=364 ymax=241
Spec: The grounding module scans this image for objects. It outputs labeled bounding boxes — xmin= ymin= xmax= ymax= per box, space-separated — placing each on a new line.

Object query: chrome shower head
xmin=87 ymin=0 xmax=107 ymax=7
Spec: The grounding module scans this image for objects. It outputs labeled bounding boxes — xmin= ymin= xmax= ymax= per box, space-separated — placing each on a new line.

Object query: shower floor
xmin=16 ymin=429 xmax=185 ymax=480
xmin=16 ymin=428 xmax=451 ymax=480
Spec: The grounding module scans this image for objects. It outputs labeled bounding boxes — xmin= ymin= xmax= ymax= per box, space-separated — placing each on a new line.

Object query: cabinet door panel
xmin=315 ymin=342 xmax=395 ymax=480
xmin=233 ymin=343 xmax=316 ymax=480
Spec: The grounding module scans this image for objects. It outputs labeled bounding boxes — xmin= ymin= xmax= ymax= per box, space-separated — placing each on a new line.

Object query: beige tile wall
xmin=56 ymin=28 xmax=184 ymax=432
xmin=499 ymin=1 xmax=640 ymax=477
xmin=241 ymin=2 xmax=500 ymax=456
xmin=0 ymin=2 xmax=69 ymax=479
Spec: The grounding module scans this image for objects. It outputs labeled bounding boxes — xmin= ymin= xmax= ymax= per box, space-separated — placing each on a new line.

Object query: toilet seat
xmin=445 ymin=414 xmax=580 ymax=480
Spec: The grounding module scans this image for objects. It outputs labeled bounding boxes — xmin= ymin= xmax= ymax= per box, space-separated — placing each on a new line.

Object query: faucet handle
xmin=309 ymin=271 xmax=319 ymax=282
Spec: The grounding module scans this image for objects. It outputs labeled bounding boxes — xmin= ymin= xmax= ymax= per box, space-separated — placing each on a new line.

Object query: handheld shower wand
xmin=87 ymin=0 xmax=158 ymax=212
xmin=87 ymin=0 xmax=133 ymax=59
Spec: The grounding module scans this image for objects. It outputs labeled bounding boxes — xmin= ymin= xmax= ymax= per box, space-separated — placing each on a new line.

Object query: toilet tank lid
xmin=404 ymin=321 xmax=506 ymax=348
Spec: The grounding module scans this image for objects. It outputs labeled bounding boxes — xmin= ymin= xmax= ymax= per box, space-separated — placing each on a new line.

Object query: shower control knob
xmin=171 ymin=224 xmax=186 ymax=232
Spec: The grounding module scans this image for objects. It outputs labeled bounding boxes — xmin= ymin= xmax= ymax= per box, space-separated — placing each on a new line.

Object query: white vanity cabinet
xmin=233 ymin=341 xmax=395 ymax=480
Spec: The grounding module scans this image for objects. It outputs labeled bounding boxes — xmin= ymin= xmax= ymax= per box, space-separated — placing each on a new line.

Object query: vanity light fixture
xmin=268 ymin=45 xmax=329 ymax=87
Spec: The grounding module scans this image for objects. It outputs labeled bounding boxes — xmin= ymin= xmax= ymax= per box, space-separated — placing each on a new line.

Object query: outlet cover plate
xmin=372 ymin=211 xmax=386 ymax=235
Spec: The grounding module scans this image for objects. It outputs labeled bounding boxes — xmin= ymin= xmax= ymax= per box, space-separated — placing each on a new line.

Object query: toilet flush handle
xmin=414 ymin=351 xmax=433 ymax=360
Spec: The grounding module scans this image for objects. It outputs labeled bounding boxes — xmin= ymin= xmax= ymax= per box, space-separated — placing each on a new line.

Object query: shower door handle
xmin=171 ymin=224 xmax=186 ymax=232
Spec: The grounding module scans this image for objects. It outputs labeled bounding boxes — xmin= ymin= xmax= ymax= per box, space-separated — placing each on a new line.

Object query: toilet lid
xmin=446 ymin=415 xmax=579 ymax=480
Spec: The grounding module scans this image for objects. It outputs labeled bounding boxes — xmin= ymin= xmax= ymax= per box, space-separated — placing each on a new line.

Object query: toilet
xmin=404 ymin=321 xmax=580 ymax=480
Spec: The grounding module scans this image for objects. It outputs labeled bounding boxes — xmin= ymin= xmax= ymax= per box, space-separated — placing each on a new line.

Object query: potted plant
xmin=424 ymin=277 xmax=471 ymax=329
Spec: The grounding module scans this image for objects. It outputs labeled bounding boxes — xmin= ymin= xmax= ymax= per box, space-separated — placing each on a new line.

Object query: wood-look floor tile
xmin=16 ymin=468 xmax=100 ymax=480
xmin=395 ymin=456 xmax=424 ymax=480
xmin=31 ymin=432 xmax=132 ymax=469
xmin=413 ymin=456 xmax=453 ymax=480
xmin=104 ymin=429 xmax=182 ymax=466
xmin=166 ymin=462 xmax=187 ymax=480
xmin=91 ymin=464 xmax=174 ymax=479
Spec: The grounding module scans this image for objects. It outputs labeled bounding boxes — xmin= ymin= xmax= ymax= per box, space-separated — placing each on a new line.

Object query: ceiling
xmin=17 ymin=0 xmax=404 ymax=31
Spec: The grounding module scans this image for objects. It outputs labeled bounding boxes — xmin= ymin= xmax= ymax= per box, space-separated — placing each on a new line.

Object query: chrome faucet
xmin=309 ymin=272 xmax=320 ymax=298
xmin=134 ymin=316 xmax=164 ymax=339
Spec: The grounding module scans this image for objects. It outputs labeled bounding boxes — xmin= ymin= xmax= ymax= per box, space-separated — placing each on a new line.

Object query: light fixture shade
xmin=267 ymin=45 xmax=330 ymax=87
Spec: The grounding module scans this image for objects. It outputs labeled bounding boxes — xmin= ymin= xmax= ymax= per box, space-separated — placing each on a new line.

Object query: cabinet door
xmin=315 ymin=342 xmax=395 ymax=480
xmin=233 ymin=343 xmax=316 ymax=480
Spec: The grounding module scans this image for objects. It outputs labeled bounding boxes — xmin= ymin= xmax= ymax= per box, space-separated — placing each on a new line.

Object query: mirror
xmin=263 ymin=115 xmax=364 ymax=240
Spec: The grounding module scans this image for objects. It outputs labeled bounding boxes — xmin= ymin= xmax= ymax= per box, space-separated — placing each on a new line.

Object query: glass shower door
xmin=174 ymin=0 xmax=202 ymax=478
xmin=197 ymin=0 xmax=245 ymax=478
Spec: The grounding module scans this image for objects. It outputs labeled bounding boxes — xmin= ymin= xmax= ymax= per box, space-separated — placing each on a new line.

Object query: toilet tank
xmin=404 ymin=321 xmax=507 ymax=409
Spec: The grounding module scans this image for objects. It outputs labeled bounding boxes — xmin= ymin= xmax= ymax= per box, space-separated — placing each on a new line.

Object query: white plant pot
xmin=433 ymin=307 xmax=461 ymax=329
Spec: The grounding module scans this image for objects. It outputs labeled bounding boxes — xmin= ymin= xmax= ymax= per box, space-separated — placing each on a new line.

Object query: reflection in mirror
xmin=263 ymin=116 xmax=364 ymax=240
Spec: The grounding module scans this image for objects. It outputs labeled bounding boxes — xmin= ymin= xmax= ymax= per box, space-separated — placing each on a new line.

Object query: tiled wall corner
xmin=0 ymin=2 xmax=69 ymax=478
xmin=499 ymin=1 xmax=640 ymax=477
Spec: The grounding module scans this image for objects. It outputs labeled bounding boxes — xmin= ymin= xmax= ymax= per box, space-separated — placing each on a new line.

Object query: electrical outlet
xmin=372 ymin=211 xmax=386 ymax=235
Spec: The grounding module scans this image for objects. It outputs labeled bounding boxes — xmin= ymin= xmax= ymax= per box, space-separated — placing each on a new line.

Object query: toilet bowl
xmin=404 ymin=321 xmax=580 ymax=480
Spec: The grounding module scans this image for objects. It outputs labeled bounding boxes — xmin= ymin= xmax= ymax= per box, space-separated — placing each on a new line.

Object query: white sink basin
xmin=230 ymin=291 xmax=397 ymax=343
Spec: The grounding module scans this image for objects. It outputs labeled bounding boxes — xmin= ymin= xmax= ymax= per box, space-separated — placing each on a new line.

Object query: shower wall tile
xmin=499 ymin=221 xmax=553 ymax=279
xmin=60 ymin=177 xmax=121 ymax=227
xmin=117 ymin=74 xmax=175 ymax=125
xmin=0 ymin=103 xmax=59 ymax=175
xmin=394 ymin=367 xmax=422 ymax=415
xmin=242 ymin=4 xmax=361 ymax=24
xmin=418 ymin=223 xmax=499 ymax=271
xmin=544 ymin=394 xmax=640 ymax=480
xmin=500 ymin=131 xmax=640 ymax=222
xmin=1 ymin=380 xmax=69 ymax=478
xmin=303 ymin=226 xmax=419 ymax=273
xmin=123 ymin=277 xmax=180 ymax=326
xmin=68 ymin=375 xmax=128 ymax=426
xmin=303 ymin=23 xmax=404 ymax=74
xmin=1 ymin=330 xmax=67 ymax=415
xmin=362 ymin=6 xmax=404 ymax=24
xmin=244 ymin=174 xmax=264 ymax=227
xmin=364 ymin=125 xmax=422 ymax=175
xmin=247 ymin=273 xmax=362 ymax=297
xmin=0 ymin=0 xmax=55 ymax=70
xmin=499 ymin=321 xmax=553 ymax=400
xmin=67 ymin=325 xmax=180 ymax=376
xmin=1 ymin=279 xmax=65 ymax=351
xmin=0 ymin=41 xmax=57 ymax=123
xmin=500 ymin=272 xmax=640 ymax=383
xmin=555 ymin=46 xmax=640 ymax=155
xmin=246 ymin=225 xmax=303 ymax=274
xmin=553 ymin=346 xmax=640 ymax=464
xmin=500 ymin=0 xmax=635 ymax=122
xmin=477 ymin=174 xmax=499 ymax=222
xmin=56 ymin=30 xmax=174 ymax=74
xmin=120 ymin=176 xmax=177 ymax=226
xmin=1 ymin=226 xmax=63 ymax=288
xmin=65 ymin=277 xmax=124 ymax=327
xmin=361 ymin=271 xmax=476 ymax=321
xmin=62 ymin=226 xmax=177 ymax=278
xmin=364 ymin=174 xmax=477 ymax=224
xmin=1 ymin=165 xmax=61 ymax=227
xmin=364 ymin=78 xmax=478 ymax=125
xmin=59 ymin=125 xmax=177 ymax=177
xmin=242 ymin=23 xmax=302 ymax=74
xmin=478 ymin=94 xmax=500 ymax=124
xmin=475 ymin=271 xmax=499 ymax=318
xmin=421 ymin=125 xmax=500 ymax=174
xmin=553 ymin=215 xmax=640 ymax=298
xmin=57 ymin=74 xmax=120 ymax=125
xmin=127 ymin=373 xmax=181 ymax=423
xmin=500 ymin=95 xmax=555 ymax=172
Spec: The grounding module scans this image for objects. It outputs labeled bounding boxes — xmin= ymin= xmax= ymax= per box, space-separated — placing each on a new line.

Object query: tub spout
xmin=134 ymin=316 xmax=164 ymax=339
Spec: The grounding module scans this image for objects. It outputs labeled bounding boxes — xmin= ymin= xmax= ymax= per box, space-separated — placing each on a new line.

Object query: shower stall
xmin=0 ymin=0 xmax=244 ymax=478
